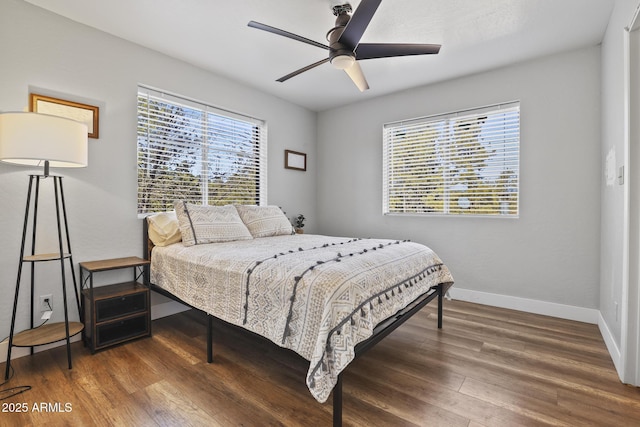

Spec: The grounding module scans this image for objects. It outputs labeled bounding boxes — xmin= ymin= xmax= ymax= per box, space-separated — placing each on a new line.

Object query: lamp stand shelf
xmin=4 ymin=174 xmax=84 ymax=380
xmin=11 ymin=322 xmax=84 ymax=347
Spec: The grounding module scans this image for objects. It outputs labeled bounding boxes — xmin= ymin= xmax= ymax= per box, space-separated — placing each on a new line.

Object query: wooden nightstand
xmin=80 ymin=256 xmax=151 ymax=353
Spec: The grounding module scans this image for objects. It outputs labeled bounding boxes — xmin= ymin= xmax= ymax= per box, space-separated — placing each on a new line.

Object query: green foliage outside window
xmin=384 ymin=103 xmax=519 ymax=216
xmin=137 ymin=89 xmax=265 ymax=214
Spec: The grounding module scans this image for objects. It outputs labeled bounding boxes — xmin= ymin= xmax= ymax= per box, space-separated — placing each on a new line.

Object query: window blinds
xmin=137 ymin=87 xmax=267 ymax=215
xmin=383 ymin=102 xmax=519 ymax=216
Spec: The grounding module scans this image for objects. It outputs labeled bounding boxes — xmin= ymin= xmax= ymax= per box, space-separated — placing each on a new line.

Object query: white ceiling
xmin=24 ymin=0 xmax=614 ymax=112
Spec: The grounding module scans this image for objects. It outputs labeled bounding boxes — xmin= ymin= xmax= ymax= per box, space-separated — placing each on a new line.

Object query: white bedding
xmin=150 ymin=234 xmax=453 ymax=402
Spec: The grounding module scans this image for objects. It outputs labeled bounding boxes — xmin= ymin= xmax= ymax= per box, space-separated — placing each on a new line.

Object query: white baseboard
xmin=0 ymin=334 xmax=83 ymax=365
xmin=151 ymin=300 xmax=190 ymax=320
xmin=0 ymin=343 xmax=31 ymax=365
xmin=598 ymin=311 xmax=623 ymax=378
xmin=448 ymin=287 xmax=600 ymax=324
xmin=0 ymin=301 xmax=188 ymax=365
xmin=0 ymin=341 xmax=7 ymax=364
xmin=0 ymin=289 xmax=608 ymax=367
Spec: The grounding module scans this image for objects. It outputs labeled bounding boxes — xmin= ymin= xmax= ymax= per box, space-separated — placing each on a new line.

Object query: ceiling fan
xmin=248 ymin=0 xmax=441 ymax=92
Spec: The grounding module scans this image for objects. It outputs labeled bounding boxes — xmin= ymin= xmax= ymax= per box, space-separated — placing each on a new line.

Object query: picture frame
xmin=284 ymin=149 xmax=307 ymax=171
xmin=29 ymin=93 xmax=100 ymax=139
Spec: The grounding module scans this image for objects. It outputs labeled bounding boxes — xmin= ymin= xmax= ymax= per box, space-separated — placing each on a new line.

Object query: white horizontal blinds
xmin=204 ymin=110 xmax=265 ymax=206
xmin=137 ymin=87 xmax=266 ymax=215
xmin=383 ymin=102 xmax=519 ymax=216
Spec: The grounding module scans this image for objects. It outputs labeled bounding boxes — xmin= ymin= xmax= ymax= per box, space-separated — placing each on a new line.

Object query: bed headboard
xmin=143 ymin=217 xmax=155 ymax=260
xmin=142 ymin=217 xmax=154 ymax=284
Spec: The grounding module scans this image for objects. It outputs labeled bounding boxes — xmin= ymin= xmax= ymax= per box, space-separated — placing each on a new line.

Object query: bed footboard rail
xmin=332 ymin=282 xmax=447 ymax=427
xmin=353 ymin=282 xmax=445 ymax=356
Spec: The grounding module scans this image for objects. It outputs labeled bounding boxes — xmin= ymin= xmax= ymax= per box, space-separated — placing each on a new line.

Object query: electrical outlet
xmin=40 ymin=294 xmax=52 ymax=313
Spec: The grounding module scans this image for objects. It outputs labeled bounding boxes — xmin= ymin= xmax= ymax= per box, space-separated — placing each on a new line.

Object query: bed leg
xmin=207 ymin=315 xmax=213 ymax=363
xmin=437 ymin=284 xmax=443 ymax=329
xmin=333 ymin=373 xmax=343 ymax=427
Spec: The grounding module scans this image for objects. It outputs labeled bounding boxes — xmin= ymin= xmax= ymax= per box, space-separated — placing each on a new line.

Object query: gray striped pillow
xmin=235 ymin=205 xmax=295 ymax=238
xmin=174 ymin=201 xmax=253 ymax=246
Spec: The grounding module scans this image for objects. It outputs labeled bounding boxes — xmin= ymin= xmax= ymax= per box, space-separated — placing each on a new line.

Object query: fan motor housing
xmin=328 ymin=8 xmax=355 ymax=63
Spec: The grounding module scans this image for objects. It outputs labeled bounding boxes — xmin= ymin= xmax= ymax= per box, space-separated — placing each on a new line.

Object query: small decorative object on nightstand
xmin=79 ymin=256 xmax=151 ymax=353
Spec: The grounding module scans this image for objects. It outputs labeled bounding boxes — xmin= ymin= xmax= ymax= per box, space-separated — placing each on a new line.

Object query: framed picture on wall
xmin=30 ymin=93 xmax=100 ymax=139
xmin=284 ymin=149 xmax=307 ymax=171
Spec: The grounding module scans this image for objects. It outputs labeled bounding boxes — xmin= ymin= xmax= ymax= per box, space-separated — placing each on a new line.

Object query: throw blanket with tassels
xmin=150 ymin=234 xmax=454 ymax=403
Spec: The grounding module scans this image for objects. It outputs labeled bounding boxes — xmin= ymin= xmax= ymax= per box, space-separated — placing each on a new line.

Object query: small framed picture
xmin=30 ymin=93 xmax=100 ymax=139
xmin=285 ymin=149 xmax=307 ymax=171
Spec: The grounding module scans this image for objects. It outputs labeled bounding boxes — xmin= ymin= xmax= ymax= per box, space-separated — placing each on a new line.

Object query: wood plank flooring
xmin=1 ymin=300 xmax=639 ymax=426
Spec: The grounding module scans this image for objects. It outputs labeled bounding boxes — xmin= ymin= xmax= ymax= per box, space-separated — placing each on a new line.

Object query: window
xmin=383 ymin=102 xmax=519 ymax=217
xmin=137 ymin=86 xmax=267 ymax=215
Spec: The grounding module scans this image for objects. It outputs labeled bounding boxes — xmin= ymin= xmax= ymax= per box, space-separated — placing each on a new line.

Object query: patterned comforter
xmin=150 ymin=234 xmax=453 ymax=402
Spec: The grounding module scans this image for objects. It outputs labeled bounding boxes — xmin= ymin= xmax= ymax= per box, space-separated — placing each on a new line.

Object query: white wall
xmin=599 ymin=0 xmax=640 ymax=364
xmin=317 ymin=46 xmax=602 ymax=313
xmin=0 ymin=0 xmax=317 ymax=352
xmin=599 ymin=0 xmax=640 ymax=381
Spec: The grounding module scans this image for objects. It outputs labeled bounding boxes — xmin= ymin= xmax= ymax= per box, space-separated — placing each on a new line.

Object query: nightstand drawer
xmin=95 ymin=292 xmax=147 ymax=322
xmin=95 ymin=314 xmax=149 ymax=348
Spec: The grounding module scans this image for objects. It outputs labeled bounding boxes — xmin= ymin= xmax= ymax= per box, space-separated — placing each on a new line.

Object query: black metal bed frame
xmin=143 ymin=221 xmax=445 ymax=427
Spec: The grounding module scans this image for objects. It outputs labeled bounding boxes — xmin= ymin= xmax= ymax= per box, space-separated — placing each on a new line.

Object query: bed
xmin=144 ymin=203 xmax=453 ymax=426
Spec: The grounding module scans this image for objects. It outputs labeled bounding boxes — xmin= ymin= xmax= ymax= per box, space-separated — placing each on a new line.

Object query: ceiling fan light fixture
xmin=331 ymin=54 xmax=355 ymax=70
xmin=249 ymin=0 xmax=440 ymax=91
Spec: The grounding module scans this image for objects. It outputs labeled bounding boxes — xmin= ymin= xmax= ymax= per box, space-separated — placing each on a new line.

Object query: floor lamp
xmin=0 ymin=112 xmax=88 ymax=380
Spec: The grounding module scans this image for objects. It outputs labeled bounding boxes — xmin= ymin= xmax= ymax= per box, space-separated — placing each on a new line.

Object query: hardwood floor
xmin=1 ymin=300 xmax=639 ymax=426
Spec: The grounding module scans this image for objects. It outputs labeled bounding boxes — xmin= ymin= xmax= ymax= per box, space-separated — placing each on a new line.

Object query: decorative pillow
xmin=173 ymin=201 xmax=253 ymax=246
xmin=235 ymin=205 xmax=295 ymax=238
xmin=147 ymin=211 xmax=182 ymax=247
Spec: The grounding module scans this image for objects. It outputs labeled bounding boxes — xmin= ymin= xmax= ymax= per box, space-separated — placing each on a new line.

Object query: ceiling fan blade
xmin=355 ymin=43 xmax=441 ymax=60
xmin=276 ymin=58 xmax=330 ymax=82
xmin=344 ymin=62 xmax=369 ymax=92
xmin=337 ymin=0 xmax=382 ymax=50
xmin=248 ymin=21 xmax=329 ymax=51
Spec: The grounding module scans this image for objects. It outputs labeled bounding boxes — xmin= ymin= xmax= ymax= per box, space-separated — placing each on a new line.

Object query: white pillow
xmin=235 ymin=205 xmax=295 ymax=238
xmin=174 ymin=201 xmax=253 ymax=246
xmin=147 ymin=211 xmax=182 ymax=247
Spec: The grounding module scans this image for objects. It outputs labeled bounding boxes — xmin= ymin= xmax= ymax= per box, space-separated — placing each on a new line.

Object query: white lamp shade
xmin=0 ymin=112 xmax=88 ymax=168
